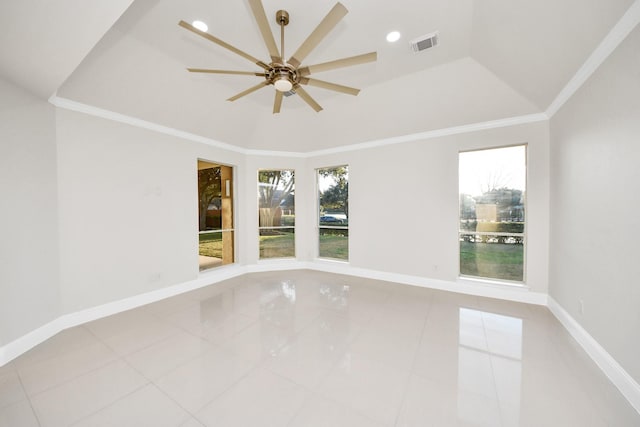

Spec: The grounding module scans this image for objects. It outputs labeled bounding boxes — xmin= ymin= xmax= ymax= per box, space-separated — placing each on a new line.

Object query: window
xmin=258 ymin=170 xmax=295 ymax=259
xmin=317 ymin=166 xmax=349 ymax=260
xmin=198 ymin=160 xmax=234 ymax=270
xmin=459 ymin=145 xmax=526 ymax=282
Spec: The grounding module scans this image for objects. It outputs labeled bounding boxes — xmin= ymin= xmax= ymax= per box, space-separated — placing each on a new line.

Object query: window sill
xmin=314 ymin=257 xmax=350 ymax=265
xmin=457 ymin=275 xmax=529 ymax=291
xmin=257 ymin=258 xmax=298 ymax=264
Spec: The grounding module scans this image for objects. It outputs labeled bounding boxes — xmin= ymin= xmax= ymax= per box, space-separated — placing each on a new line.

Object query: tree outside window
xmin=258 ymin=170 xmax=295 ymax=259
xmin=198 ymin=161 xmax=233 ymax=270
xmin=318 ymin=166 xmax=349 ymax=260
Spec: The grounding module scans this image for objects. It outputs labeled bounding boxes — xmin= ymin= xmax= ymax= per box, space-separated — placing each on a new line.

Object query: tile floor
xmin=1 ymin=270 xmax=638 ymax=426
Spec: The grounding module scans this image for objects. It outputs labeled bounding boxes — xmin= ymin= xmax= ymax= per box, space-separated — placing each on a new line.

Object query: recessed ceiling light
xmin=192 ymin=20 xmax=208 ymax=32
xmin=386 ymin=31 xmax=401 ymax=43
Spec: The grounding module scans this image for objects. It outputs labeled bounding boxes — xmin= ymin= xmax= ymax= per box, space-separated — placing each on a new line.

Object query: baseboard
xmin=246 ymin=260 xmax=312 ymax=273
xmin=308 ymin=261 xmax=548 ymax=305
xmin=0 ymin=264 xmax=247 ymax=367
xmin=0 ymin=261 xmax=549 ymax=367
xmin=0 ymin=318 xmax=67 ymax=367
xmin=548 ymin=297 xmax=640 ymax=414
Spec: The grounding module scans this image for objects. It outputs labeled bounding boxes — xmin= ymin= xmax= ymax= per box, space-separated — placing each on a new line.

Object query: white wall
xmin=55 ymin=109 xmax=245 ymax=313
xmin=307 ymin=121 xmax=551 ymax=294
xmin=1 ymin=84 xmax=550 ymax=355
xmin=0 ymin=77 xmax=60 ymax=345
xmin=0 ymin=91 xmax=551 ymax=357
xmin=550 ymin=25 xmax=640 ymax=383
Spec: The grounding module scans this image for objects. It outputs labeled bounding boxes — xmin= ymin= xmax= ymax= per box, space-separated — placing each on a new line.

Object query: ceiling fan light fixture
xmin=274 ymin=77 xmax=293 ymax=92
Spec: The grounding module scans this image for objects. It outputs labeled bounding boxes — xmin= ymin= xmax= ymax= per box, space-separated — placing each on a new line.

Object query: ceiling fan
xmin=179 ymin=0 xmax=377 ymax=113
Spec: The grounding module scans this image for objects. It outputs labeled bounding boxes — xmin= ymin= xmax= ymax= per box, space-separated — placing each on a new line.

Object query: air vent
xmin=410 ymin=31 xmax=439 ymax=53
xmin=283 ymin=89 xmax=296 ymax=97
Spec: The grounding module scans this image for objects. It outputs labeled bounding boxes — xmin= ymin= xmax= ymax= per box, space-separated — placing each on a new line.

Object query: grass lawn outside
xmin=255 ymin=229 xmax=348 ymax=260
xmin=199 ymin=232 xmax=223 ymax=258
xmin=319 ymin=229 xmax=348 ymax=260
xmin=260 ymin=231 xmax=295 ymax=258
xmin=460 ymin=241 xmax=523 ymax=281
xmin=204 ymin=232 xmax=516 ymax=275
xmin=202 ymin=231 xmax=348 ymax=260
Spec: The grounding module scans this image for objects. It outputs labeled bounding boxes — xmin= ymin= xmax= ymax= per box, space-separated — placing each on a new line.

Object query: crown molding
xmin=49 ymin=94 xmax=548 ymax=158
xmin=49 ymin=95 xmax=254 ymax=155
xmin=304 ymin=113 xmax=548 ymax=157
xmin=546 ymin=0 xmax=640 ymax=117
xmin=48 ymin=2 xmax=639 ymax=157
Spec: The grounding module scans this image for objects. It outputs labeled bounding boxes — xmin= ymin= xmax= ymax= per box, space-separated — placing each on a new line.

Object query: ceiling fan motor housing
xmin=268 ymin=64 xmax=298 ymax=91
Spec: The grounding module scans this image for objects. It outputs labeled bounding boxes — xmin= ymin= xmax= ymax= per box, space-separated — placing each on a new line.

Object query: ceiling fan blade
xmin=299 ymin=77 xmax=360 ymax=96
xmin=273 ymin=91 xmax=283 ymax=114
xmin=179 ymin=20 xmax=269 ymax=70
xmin=187 ymin=68 xmax=266 ymax=76
xmin=288 ymin=3 xmax=348 ymax=68
xmin=293 ymin=85 xmax=323 ymax=112
xmin=298 ymin=52 xmax=377 ymax=76
xmin=248 ymin=0 xmax=281 ymax=62
xmin=227 ymin=81 xmax=270 ymax=101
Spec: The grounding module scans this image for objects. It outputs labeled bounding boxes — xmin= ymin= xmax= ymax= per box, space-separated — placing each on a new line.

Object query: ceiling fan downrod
xmin=276 ymin=10 xmax=289 ymax=62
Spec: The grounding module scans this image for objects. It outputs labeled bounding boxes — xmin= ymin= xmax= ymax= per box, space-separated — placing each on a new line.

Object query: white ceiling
xmin=0 ymin=0 xmax=135 ymax=99
xmin=0 ymin=0 xmax=635 ymax=152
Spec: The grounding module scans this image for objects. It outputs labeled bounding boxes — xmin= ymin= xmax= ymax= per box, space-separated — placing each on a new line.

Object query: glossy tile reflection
xmin=1 ymin=270 xmax=638 ymax=426
xmin=456 ymin=309 xmax=523 ymax=426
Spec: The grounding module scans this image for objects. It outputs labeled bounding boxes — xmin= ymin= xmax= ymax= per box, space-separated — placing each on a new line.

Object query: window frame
xmin=457 ymin=144 xmax=528 ymax=284
xmin=257 ymin=168 xmax=296 ymax=260
xmin=197 ymin=159 xmax=236 ymax=271
xmin=316 ymin=165 xmax=349 ymax=261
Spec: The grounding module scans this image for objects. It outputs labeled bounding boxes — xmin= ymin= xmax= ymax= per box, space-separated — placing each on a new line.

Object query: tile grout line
xmin=66 ymin=382 xmax=151 ymax=427
xmin=83 ymin=318 xmax=184 ymax=361
xmin=541 ymin=323 xmax=614 ymax=426
xmin=15 ymin=332 xmax=122 ymax=400
xmin=392 ymin=293 xmax=434 ymax=427
xmin=481 ymin=312 xmax=507 ymax=427
xmin=110 ymin=319 xmax=259 ymax=423
xmin=14 ymin=373 xmax=43 ymax=427
xmin=267 ymin=286 xmax=389 ymax=426
xmin=188 ymin=363 xmax=264 ymax=422
xmin=113 ymin=347 xmax=196 ymax=423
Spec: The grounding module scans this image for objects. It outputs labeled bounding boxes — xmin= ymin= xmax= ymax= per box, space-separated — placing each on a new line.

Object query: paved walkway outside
xmin=199 ymin=255 xmax=222 ymax=271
